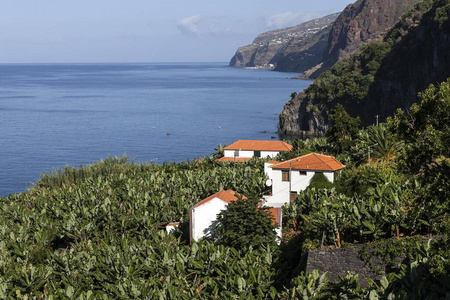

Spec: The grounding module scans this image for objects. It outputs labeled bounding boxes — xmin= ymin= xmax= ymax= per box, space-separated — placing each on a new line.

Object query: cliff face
xmin=272 ymin=27 xmax=332 ymax=72
xmin=309 ymin=0 xmax=422 ymax=78
xmin=278 ymin=91 xmax=329 ymax=135
xmin=279 ymin=0 xmax=450 ymax=135
xmin=363 ymin=0 xmax=450 ymax=122
xmin=229 ymin=14 xmax=339 ymax=72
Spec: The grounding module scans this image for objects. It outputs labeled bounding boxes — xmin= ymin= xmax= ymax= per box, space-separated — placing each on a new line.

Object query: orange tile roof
xmin=166 ymin=222 xmax=180 ymax=227
xmin=266 ymin=207 xmax=282 ymax=226
xmin=224 ymin=140 xmax=293 ymax=152
xmin=192 ymin=190 xmax=246 ymax=209
xmin=217 ymin=157 xmax=253 ymax=162
xmin=270 ymin=153 xmax=345 ymax=171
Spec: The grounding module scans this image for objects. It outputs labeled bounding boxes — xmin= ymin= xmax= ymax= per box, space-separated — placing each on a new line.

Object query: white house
xmin=218 ymin=140 xmax=293 ymax=162
xmin=264 ymin=160 xmax=280 ymax=181
xmin=263 ymin=153 xmax=345 ymax=207
xmin=189 ymin=190 xmax=244 ymax=242
xmin=189 ymin=189 xmax=282 ymax=243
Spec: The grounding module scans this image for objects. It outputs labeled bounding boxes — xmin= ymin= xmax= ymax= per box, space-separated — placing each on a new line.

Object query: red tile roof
xmin=166 ymin=222 xmax=180 ymax=227
xmin=217 ymin=157 xmax=253 ymax=162
xmin=270 ymin=153 xmax=345 ymax=171
xmin=224 ymin=140 xmax=293 ymax=152
xmin=192 ymin=190 xmax=246 ymax=209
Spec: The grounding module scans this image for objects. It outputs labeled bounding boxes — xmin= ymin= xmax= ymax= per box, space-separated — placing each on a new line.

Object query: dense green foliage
xmin=325 ymin=103 xmax=361 ymax=153
xmin=391 ymin=78 xmax=450 ymax=173
xmin=280 ymin=79 xmax=450 ymax=298
xmin=0 ymin=157 xmax=276 ymax=298
xmin=290 ymin=0 xmax=449 ymax=134
xmin=0 ymin=77 xmax=449 ymax=297
xmin=279 ymin=237 xmax=450 ymax=299
xmin=306 ymin=41 xmax=392 ymax=105
xmin=307 ymin=173 xmax=334 ymax=190
xmin=213 ymin=197 xmax=278 ymax=250
xmin=1 ymin=1 xmax=450 ymax=293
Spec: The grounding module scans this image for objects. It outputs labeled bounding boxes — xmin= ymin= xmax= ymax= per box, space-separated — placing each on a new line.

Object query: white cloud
xmin=176 ymin=16 xmax=235 ymax=37
xmin=176 ymin=15 xmax=202 ymax=37
xmin=265 ymin=12 xmax=315 ymax=29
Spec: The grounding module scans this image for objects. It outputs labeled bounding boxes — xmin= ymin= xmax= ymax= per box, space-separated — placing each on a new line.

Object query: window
xmin=282 ymin=170 xmax=290 ymax=182
xmin=299 ymin=170 xmax=307 ymax=176
xmin=254 ymin=151 xmax=261 ymax=158
xmin=290 ymin=192 xmax=297 ymax=203
xmin=234 ymin=150 xmax=239 ymax=157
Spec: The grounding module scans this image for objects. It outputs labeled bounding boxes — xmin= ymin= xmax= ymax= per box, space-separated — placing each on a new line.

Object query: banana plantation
xmin=0 ymin=80 xmax=449 ymax=298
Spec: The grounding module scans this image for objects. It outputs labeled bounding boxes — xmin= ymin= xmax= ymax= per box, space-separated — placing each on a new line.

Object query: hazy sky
xmin=0 ymin=0 xmax=354 ymax=63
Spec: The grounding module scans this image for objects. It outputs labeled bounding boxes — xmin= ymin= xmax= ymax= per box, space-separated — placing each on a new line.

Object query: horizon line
xmin=0 ymin=61 xmax=230 ymax=65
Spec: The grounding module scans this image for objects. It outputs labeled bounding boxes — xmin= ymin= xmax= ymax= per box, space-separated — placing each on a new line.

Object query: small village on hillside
xmin=166 ymin=140 xmax=346 ymax=244
xmin=0 ymin=0 xmax=448 ymax=297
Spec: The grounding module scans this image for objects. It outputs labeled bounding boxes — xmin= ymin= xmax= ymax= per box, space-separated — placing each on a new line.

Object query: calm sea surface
xmin=0 ymin=63 xmax=311 ymax=197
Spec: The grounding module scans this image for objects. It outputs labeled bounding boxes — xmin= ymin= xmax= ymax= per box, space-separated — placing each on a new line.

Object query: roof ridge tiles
xmin=192 ymin=189 xmax=246 ymax=209
xmin=223 ymin=140 xmax=293 ymax=151
xmin=269 ymin=152 xmax=345 ymax=171
xmin=313 ymin=153 xmax=334 ymax=171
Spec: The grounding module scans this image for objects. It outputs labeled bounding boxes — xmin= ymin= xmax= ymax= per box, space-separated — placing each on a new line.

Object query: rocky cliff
xmin=229 ymin=13 xmax=339 ymax=72
xmin=279 ymin=0 xmax=450 ymax=135
xmin=308 ymin=0 xmax=422 ymax=78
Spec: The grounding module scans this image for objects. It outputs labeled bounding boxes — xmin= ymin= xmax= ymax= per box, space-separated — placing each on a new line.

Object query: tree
xmin=212 ymin=197 xmax=278 ymax=250
xmin=326 ymin=104 xmax=361 ymax=153
xmin=349 ymin=123 xmax=401 ymax=164
xmin=392 ymin=78 xmax=450 ymax=173
xmin=212 ymin=143 xmax=225 ymax=159
xmin=308 ymin=173 xmax=334 ymax=190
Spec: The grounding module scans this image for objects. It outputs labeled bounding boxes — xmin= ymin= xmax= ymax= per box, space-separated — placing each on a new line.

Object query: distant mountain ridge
xmin=229 ymin=13 xmax=339 ymax=72
xmin=308 ymin=0 xmax=422 ymax=78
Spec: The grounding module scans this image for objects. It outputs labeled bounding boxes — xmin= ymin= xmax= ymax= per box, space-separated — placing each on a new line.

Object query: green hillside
xmin=1 ymin=79 xmax=449 ymax=298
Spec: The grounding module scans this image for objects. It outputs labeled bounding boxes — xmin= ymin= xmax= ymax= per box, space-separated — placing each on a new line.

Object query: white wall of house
xmin=223 ymin=149 xmax=234 ymax=157
xmin=273 ymin=208 xmax=282 ymax=242
xmin=268 ymin=169 xmax=334 ymax=205
xmin=165 ymin=224 xmax=179 ymax=234
xmin=190 ymin=197 xmax=228 ymax=242
xmin=261 ymin=151 xmax=281 ymax=158
xmin=224 ymin=149 xmax=281 ymax=159
xmin=264 ymin=162 xmax=276 ymax=181
xmin=224 ymin=149 xmax=252 ymax=158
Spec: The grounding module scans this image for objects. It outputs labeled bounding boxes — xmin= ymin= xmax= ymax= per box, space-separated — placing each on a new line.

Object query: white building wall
xmin=275 ymin=227 xmax=282 ymax=243
xmin=224 ymin=150 xmax=281 ymax=159
xmin=260 ymin=151 xmax=280 ymax=158
xmin=267 ymin=169 xmax=335 ymax=205
xmin=237 ymin=150 xmax=254 ymax=158
xmin=166 ymin=224 xmax=179 ymax=234
xmin=223 ymin=149 xmax=254 ymax=158
xmin=264 ymin=162 xmax=276 ymax=181
xmin=224 ymin=150 xmax=236 ymax=157
xmin=191 ymin=197 xmax=228 ymax=241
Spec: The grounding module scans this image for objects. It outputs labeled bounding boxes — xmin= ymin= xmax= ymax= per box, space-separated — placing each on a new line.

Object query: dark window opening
xmin=282 ymin=170 xmax=290 ymax=182
xmin=290 ymin=192 xmax=297 ymax=203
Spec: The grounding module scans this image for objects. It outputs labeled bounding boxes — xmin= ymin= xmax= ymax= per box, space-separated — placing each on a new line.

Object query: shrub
xmin=308 ymin=173 xmax=334 ymax=190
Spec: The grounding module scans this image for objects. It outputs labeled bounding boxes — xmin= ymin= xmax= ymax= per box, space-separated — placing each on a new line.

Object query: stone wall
xmin=306 ymin=237 xmax=441 ymax=285
xmin=305 ymin=245 xmax=402 ymax=286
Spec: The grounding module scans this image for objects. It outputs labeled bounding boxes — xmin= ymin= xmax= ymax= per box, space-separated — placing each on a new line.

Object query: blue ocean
xmin=0 ymin=63 xmax=311 ymax=197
